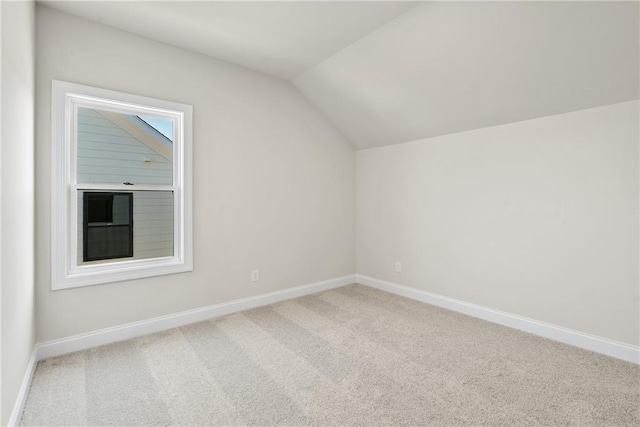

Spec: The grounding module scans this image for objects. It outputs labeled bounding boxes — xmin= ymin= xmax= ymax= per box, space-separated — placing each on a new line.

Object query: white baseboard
xmin=357 ymin=274 xmax=640 ymax=364
xmin=36 ymin=274 xmax=356 ymax=361
xmin=12 ymin=272 xmax=636 ymax=425
xmin=7 ymin=348 xmax=38 ymax=427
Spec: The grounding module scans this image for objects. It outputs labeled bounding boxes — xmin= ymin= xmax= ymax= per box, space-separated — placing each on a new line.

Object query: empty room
xmin=1 ymin=0 xmax=638 ymax=425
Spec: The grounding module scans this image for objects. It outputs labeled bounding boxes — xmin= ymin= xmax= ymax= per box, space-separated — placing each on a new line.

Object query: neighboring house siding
xmin=77 ymin=108 xmax=172 ymax=185
xmin=76 ymin=108 xmax=173 ymax=264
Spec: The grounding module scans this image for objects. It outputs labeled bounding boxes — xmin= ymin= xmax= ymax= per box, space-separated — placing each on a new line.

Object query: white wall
xmin=36 ymin=6 xmax=355 ymax=343
xmin=1 ymin=0 xmax=36 ymax=424
xmin=357 ymin=101 xmax=639 ymax=346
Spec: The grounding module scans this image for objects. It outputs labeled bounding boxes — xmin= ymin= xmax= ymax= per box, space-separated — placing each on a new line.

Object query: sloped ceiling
xmin=43 ymin=1 xmax=639 ymax=150
xmin=42 ymin=1 xmax=418 ymax=80
xmin=294 ymin=1 xmax=640 ymax=149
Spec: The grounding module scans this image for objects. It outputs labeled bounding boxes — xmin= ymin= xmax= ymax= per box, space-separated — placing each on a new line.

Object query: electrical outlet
xmin=395 ymin=261 xmax=401 ymax=273
xmin=251 ymin=269 xmax=260 ymax=282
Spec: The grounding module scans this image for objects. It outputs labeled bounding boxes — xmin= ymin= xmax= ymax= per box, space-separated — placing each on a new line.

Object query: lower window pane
xmin=78 ymin=190 xmax=174 ymax=265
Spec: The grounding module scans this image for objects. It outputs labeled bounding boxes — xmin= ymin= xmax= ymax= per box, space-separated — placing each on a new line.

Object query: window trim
xmin=51 ymin=80 xmax=193 ymax=290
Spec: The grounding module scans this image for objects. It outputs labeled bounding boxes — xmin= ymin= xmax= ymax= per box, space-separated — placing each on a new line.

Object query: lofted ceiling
xmin=42 ymin=1 xmax=418 ymax=80
xmin=42 ymin=1 xmax=639 ymax=150
xmin=294 ymin=1 xmax=640 ymax=149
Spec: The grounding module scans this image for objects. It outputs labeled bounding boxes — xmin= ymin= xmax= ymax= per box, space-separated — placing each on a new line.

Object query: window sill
xmin=53 ymin=258 xmax=193 ymax=290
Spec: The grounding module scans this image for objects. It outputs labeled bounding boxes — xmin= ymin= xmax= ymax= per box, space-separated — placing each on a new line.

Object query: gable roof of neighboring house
xmin=97 ymin=110 xmax=173 ymax=161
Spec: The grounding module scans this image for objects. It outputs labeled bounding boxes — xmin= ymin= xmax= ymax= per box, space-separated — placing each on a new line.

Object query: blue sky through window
xmin=139 ymin=116 xmax=174 ymax=142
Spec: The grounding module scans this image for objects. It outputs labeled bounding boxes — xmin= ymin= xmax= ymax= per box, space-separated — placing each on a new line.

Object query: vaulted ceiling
xmin=43 ymin=1 xmax=639 ymax=150
xmin=294 ymin=1 xmax=640 ymax=149
xmin=42 ymin=1 xmax=418 ymax=80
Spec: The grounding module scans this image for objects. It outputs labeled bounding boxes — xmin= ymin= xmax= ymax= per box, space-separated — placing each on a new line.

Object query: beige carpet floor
xmin=21 ymin=284 xmax=639 ymax=426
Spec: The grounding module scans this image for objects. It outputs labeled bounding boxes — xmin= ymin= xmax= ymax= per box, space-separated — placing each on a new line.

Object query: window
xmin=83 ymin=192 xmax=133 ymax=262
xmin=52 ymin=80 xmax=192 ymax=289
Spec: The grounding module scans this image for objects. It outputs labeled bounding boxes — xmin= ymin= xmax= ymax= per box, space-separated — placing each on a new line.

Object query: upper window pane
xmin=76 ymin=107 xmax=174 ymax=186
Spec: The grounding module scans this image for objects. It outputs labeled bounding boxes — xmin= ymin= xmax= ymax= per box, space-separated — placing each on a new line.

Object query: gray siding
xmin=77 ymin=108 xmax=172 ymax=185
xmin=76 ymin=108 xmax=174 ymax=264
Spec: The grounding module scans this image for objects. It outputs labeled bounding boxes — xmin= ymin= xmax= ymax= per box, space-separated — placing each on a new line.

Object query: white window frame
xmin=51 ymin=80 xmax=193 ymax=290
